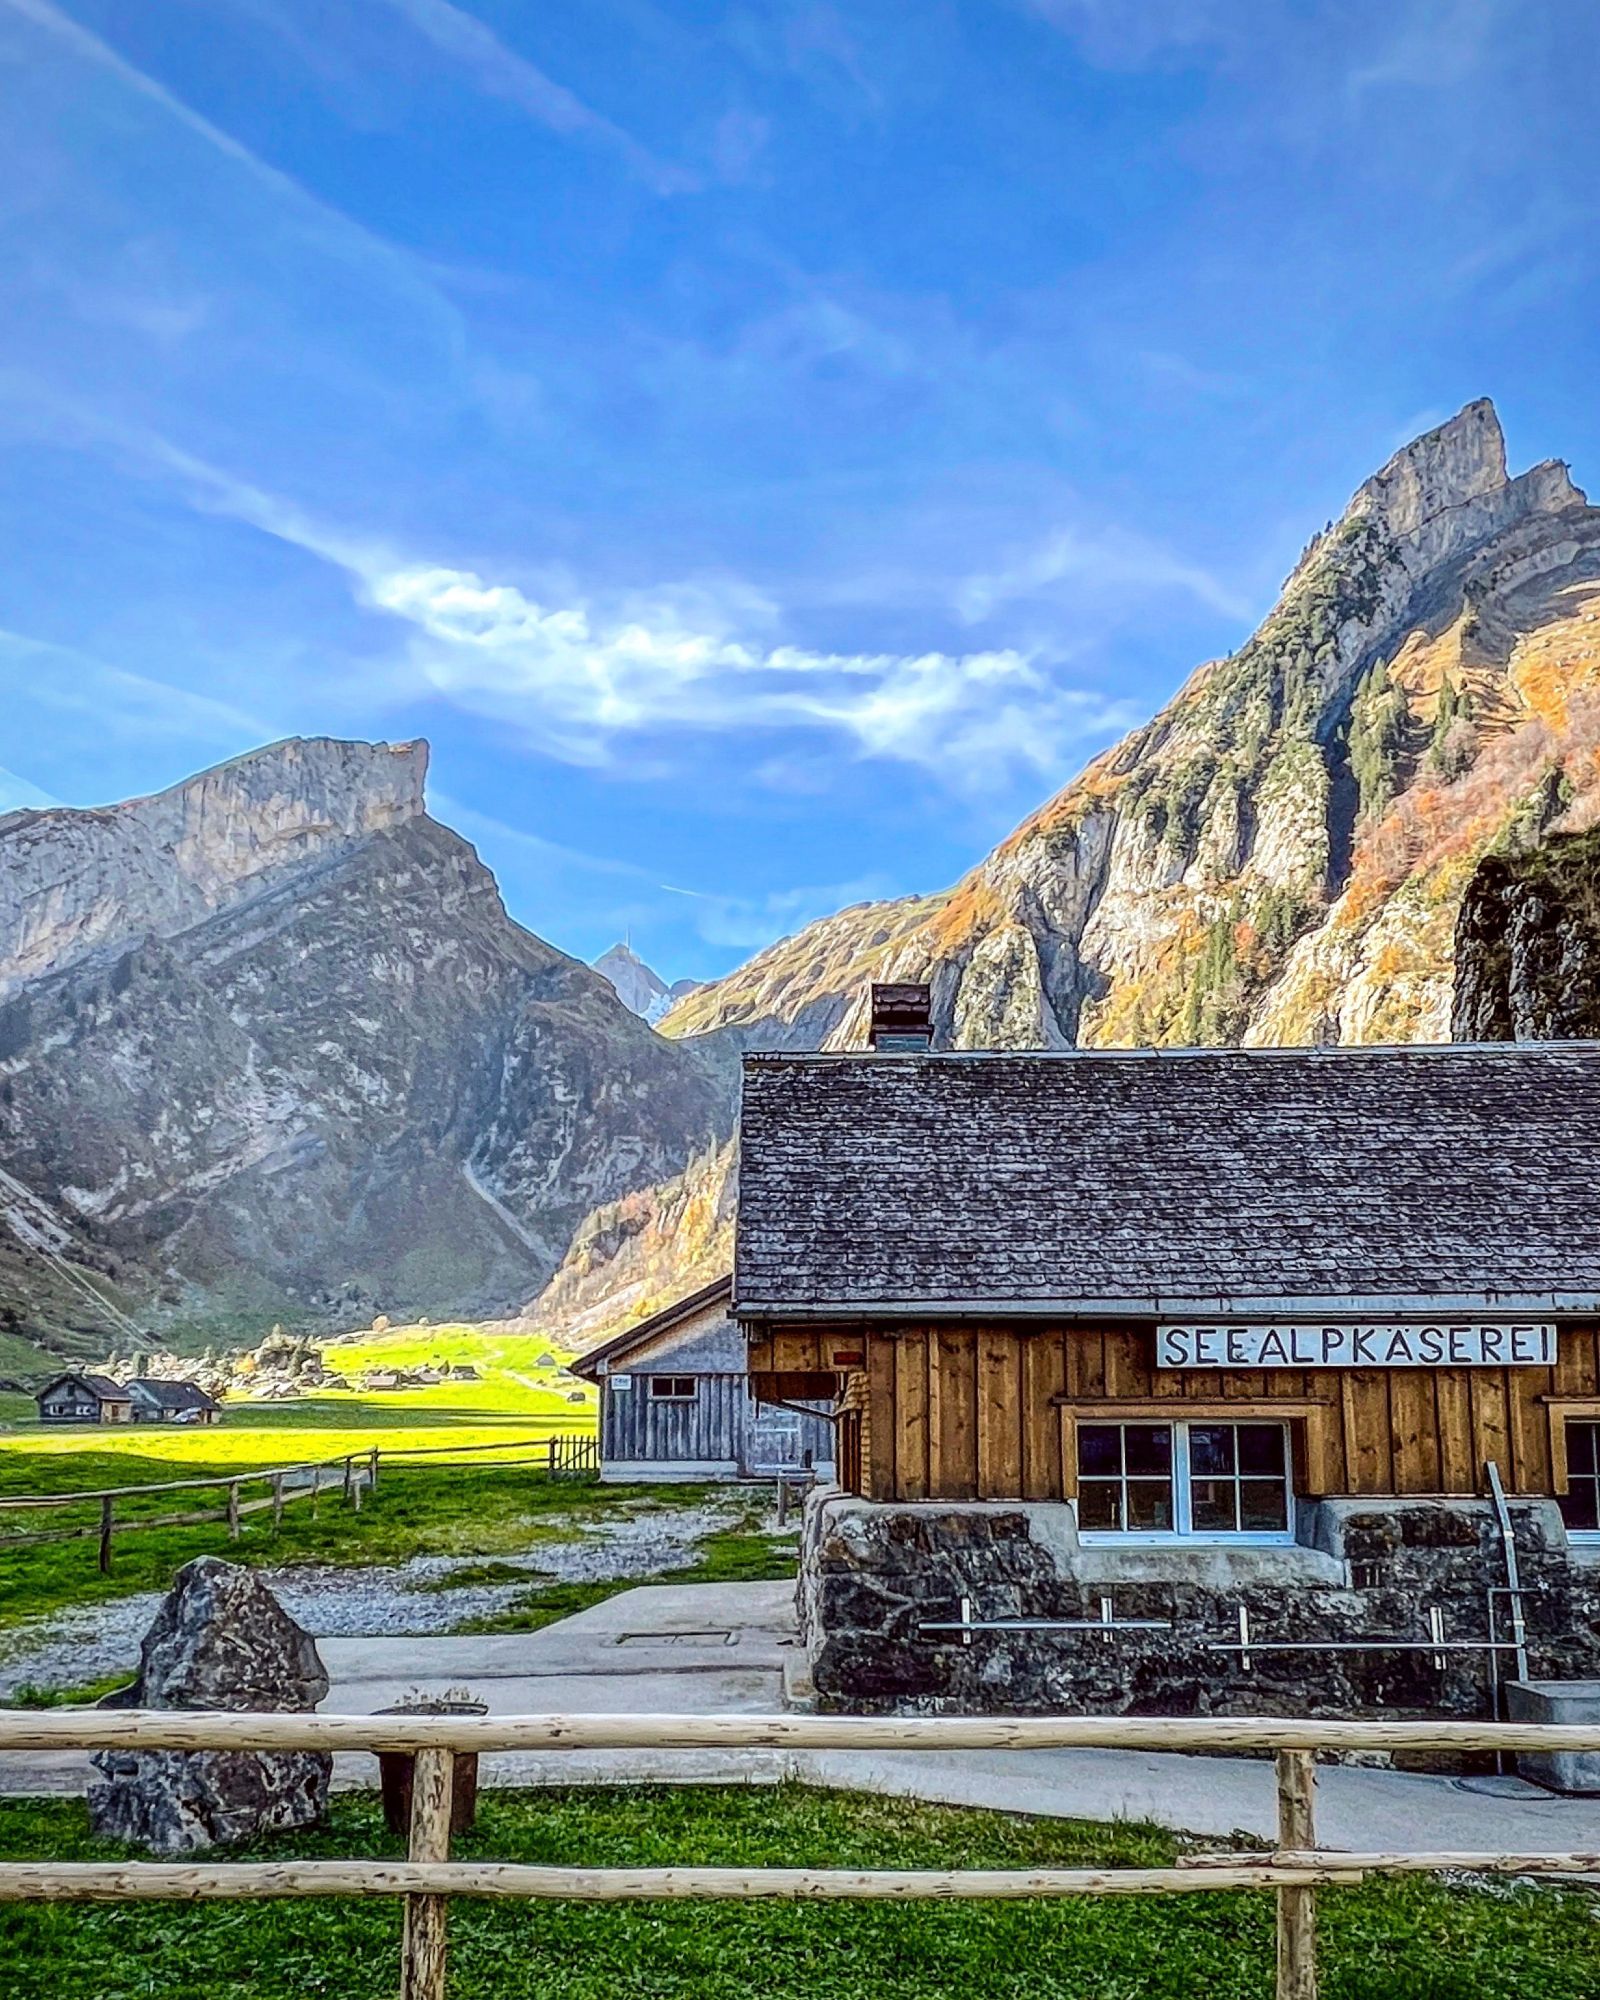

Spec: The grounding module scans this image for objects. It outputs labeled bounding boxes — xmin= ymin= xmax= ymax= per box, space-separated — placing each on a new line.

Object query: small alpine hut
xmin=734 ymin=984 xmax=1600 ymax=1718
xmin=35 ymin=1373 xmax=135 ymax=1424
xmin=127 ymin=1378 xmax=220 ymax=1424
xmin=573 ymin=1276 xmax=834 ymax=1483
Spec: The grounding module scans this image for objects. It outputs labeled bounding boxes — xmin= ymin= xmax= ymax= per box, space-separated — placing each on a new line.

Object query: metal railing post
xmin=401 ymin=1746 xmax=455 ymax=2000
xmin=1275 ymin=1749 xmax=1318 ymax=2000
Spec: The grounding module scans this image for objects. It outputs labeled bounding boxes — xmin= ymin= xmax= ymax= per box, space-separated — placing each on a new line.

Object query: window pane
xmin=1078 ymin=1426 xmax=1122 ymax=1476
xmin=1563 ymin=1480 xmax=1600 ymax=1533
xmin=1239 ymin=1480 xmax=1290 ymax=1532
xmin=1190 ymin=1480 xmax=1237 ymax=1532
xmin=1126 ymin=1479 xmax=1174 ymax=1531
xmin=1124 ymin=1426 xmax=1173 ymax=1475
xmin=1078 ymin=1481 xmax=1121 ymax=1531
xmin=1237 ymin=1424 xmax=1287 ymax=1477
xmin=1569 ymin=1423 xmax=1599 ymax=1476
xmin=1188 ymin=1426 xmax=1236 ymax=1476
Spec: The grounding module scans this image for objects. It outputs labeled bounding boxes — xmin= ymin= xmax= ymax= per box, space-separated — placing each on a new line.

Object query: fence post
xmin=310 ymin=1467 xmax=320 ymax=1520
xmin=1275 ymin=1748 xmax=1318 ymax=2000
xmin=98 ymin=1496 xmax=114 ymax=1575
xmin=401 ymin=1746 xmax=454 ymax=2000
xmin=227 ymin=1481 xmax=241 ymax=1542
xmin=343 ymin=1457 xmax=354 ymax=1505
xmin=369 ymin=1446 xmax=380 ymax=1495
xmin=272 ymin=1473 xmax=284 ymax=1532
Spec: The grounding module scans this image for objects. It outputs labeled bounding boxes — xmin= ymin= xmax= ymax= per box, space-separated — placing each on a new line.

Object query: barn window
xmin=1077 ymin=1422 xmax=1292 ymax=1541
xmin=648 ymin=1376 xmax=698 ymax=1401
xmin=1563 ymin=1421 xmax=1600 ymax=1535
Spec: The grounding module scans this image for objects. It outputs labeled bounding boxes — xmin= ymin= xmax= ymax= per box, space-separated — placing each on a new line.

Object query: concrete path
xmin=9 ymin=1577 xmax=1600 ymax=1855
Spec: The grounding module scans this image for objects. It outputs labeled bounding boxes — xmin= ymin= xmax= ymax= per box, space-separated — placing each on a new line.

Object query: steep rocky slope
xmin=1452 ymin=828 xmax=1600 ymax=1040
xmin=661 ymin=400 xmax=1600 ymax=1054
xmin=0 ymin=741 xmax=732 ymax=1363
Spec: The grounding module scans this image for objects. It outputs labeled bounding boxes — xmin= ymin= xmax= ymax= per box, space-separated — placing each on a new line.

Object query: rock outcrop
xmin=1452 ymin=828 xmax=1600 ymax=1040
xmin=0 ymin=740 xmax=732 ymax=1355
xmin=87 ymin=1557 xmax=330 ymax=1853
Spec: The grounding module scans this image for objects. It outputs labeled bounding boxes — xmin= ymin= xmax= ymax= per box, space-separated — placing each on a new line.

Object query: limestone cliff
xmin=0 ymin=740 xmax=732 ymax=1362
xmin=1452 ymin=829 xmax=1600 ymax=1041
xmin=662 ymin=400 xmax=1600 ymax=1055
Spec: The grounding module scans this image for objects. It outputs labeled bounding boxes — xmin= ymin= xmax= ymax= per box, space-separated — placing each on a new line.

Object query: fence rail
xmin=0 ymin=1432 xmax=599 ymax=1570
xmin=5 ymin=1710 xmax=1600 ymax=2000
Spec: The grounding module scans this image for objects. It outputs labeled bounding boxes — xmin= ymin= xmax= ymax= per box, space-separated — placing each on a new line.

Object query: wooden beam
xmin=1275 ymin=1749 xmax=1318 ymax=2000
xmin=12 ymin=1710 xmax=1600 ymax=1757
xmin=401 ymin=1748 xmax=454 ymax=2000
xmin=0 ymin=1860 xmax=1363 ymax=1904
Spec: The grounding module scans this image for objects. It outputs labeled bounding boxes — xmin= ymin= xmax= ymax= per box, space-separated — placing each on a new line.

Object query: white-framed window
xmin=647 ymin=1375 xmax=698 ymax=1401
xmin=1076 ymin=1420 xmax=1294 ymax=1543
xmin=1563 ymin=1420 xmax=1600 ymax=1537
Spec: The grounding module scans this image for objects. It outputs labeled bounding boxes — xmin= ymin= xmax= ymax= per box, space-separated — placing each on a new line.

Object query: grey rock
xmin=87 ymin=1557 xmax=332 ymax=1854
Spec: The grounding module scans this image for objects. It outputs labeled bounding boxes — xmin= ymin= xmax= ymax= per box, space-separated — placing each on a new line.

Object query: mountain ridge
xmin=658 ymin=398 xmax=1600 ymax=1056
xmin=0 ymin=741 xmax=732 ymax=1366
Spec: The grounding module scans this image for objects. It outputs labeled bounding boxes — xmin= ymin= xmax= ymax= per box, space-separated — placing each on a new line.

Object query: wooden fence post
xmin=1275 ymin=1748 xmax=1318 ymax=2000
xmin=98 ymin=1496 xmax=114 ymax=1575
xmin=272 ymin=1474 xmax=284 ymax=1532
xmin=401 ymin=1746 xmax=455 ymax=2000
xmin=369 ymin=1447 xmax=380 ymax=1495
xmin=227 ymin=1482 xmax=241 ymax=1542
xmin=310 ymin=1467 xmax=319 ymax=1521
xmin=343 ymin=1457 xmax=353 ymax=1505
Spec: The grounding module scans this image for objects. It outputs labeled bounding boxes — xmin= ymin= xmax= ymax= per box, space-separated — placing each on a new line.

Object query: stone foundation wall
xmin=798 ymin=1489 xmax=1600 ymax=1716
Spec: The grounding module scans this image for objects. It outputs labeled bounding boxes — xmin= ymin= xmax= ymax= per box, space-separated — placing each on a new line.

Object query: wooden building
xmin=573 ymin=1277 xmax=834 ymax=1483
xmin=36 ymin=1373 xmax=134 ymax=1424
xmin=127 ymin=1378 xmax=220 ymax=1424
xmin=734 ymin=1025 xmax=1600 ymax=1715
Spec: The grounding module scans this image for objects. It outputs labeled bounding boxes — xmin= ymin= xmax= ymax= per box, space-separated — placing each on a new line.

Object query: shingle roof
xmin=40 ymin=1373 xmax=131 ymax=1401
xmin=128 ymin=1378 xmax=217 ymax=1411
xmin=570 ymin=1276 xmax=733 ymax=1381
xmin=733 ymin=1044 xmax=1600 ymax=1319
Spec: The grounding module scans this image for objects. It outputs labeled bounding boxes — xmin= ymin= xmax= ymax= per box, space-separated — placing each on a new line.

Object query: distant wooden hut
xmin=573 ymin=1277 xmax=834 ymax=1483
xmin=35 ymin=1373 xmax=134 ymax=1424
xmin=127 ymin=1378 xmax=220 ymax=1425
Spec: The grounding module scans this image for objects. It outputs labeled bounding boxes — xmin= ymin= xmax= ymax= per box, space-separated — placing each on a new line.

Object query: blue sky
xmin=0 ymin=0 xmax=1596 ymax=981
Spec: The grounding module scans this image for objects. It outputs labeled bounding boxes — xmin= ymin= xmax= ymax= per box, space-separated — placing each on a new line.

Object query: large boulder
xmin=88 ymin=1556 xmax=331 ymax=1854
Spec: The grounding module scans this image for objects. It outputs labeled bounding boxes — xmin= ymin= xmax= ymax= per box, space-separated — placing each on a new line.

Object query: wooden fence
xmin=0 ymin=1433 xmax=598 ymax=1571
xmin=5 ymin=1710 xmax=1600 ymax=1999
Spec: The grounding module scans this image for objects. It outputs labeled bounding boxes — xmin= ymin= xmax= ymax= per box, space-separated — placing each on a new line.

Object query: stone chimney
xmin=868 ymin=982 xmax=934 ymax=1051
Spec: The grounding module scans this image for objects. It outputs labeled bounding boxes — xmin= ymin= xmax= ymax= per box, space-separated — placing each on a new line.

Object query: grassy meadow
xmin=3 ymin=1784 xmax=1597 ymax=2000
xmin=0 ymin=1320 xmax=609 ymax=1642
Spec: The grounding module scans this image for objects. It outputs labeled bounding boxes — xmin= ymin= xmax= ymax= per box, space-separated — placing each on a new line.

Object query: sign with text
xmin=1156 ymin=1322 xmax=1558 ymax=1370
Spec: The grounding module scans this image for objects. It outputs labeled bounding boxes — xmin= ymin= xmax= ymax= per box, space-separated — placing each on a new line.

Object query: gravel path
xmin=0 ymin=1499 xmax=767 ymax=1699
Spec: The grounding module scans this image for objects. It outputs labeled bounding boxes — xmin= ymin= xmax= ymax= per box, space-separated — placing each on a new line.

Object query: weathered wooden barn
xmin=734 ymin=1010 xmax=1600 ymax=1716
xmin=574 ymin=1277 xmax=834 ymax=1482
xmin=127 ymin=1378 xmax=220 ymax=1424
xmin=35 ymin=1373 xmax=134 ymax=1423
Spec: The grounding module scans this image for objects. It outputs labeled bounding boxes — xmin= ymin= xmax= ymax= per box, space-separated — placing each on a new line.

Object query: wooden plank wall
xmin=749 ymin=1324 xmax=1600 ymax=1504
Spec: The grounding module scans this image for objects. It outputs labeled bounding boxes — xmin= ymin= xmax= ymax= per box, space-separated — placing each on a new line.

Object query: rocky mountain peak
xmin=0 ymin=736 xmax=429 ymax=991
xmin=1354 ymin=396 xmax=1509 ymax=537
xmin=593 ymin=941 xmax=699 ymax=1024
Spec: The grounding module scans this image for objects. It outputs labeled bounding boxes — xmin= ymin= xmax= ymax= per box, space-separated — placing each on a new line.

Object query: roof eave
xmin=733 ymin=1291 xmax=1600 ymax=1322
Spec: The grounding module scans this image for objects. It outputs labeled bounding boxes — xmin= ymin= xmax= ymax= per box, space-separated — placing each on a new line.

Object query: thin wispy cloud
xmin=0 ymin=626 xmax=274 ymax=748
xmin=2 ymin=0 xmax=459 ymax=324
xmin=661 ymin=872 xmax=897 ymax=952
xmin=0 ymin=764 xmax=64 ymax=813
xmin=954 ymin=524 xmax=1254 ymax=627
xmin=370 ymin=0 xmax=698 ymax=194
xmin=70 ymin=415 xmax=1138 ymax=791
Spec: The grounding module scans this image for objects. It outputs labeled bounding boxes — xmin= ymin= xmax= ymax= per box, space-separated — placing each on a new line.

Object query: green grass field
xmin=0 ymin=1321 xmax=612 ymax=1645
xmin=1 ymin=1784 xmax=1594 ymax=2000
